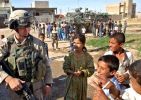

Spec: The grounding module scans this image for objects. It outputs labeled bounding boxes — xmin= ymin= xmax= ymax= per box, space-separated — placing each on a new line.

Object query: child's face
xmin=129 ymin=74 xmax=141 ymax=92
xmin=73 ymin=38 xmax=84 ymax=52
xmin=39 ymin=35 xmax=45 ymax=42
xmin=97 ymin=61 xmax=114 ymax=79
xmin=109 ymin=38 xmax=122 ymax=52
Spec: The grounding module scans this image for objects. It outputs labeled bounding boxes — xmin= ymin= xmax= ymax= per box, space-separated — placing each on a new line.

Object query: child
xmin=38 ymin=33 xmax=49 ymax=58
xmin=63 ymin=34 xmax=94 ymax=100
xmin=38 ymin=33 xmax=52 ymax=99
xmin=104 ymin=32 xmax=133 ymax=91
xmin=88 ymin=55 xmax=120 ymax=100
xmin=51 ymin=26 xmax=58 ymax=50
xmin=69 ymin=30 xmax=75 ymax=52
xmin=122 ymin=60 xmax=141 ymax=99
xmin=38 ymin=24 xmax=42 ymax=37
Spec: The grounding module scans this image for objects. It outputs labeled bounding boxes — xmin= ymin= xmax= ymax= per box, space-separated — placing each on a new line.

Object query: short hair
xmin=73 ymin=34 xmax=86 ymax=44
xmin=98 ymin=55 xmax=119 ymax=72
xmin=0 ymin=35 xmax=5 ymax=39
xmin=73 ymin=34 xmax=87 ymax=52
xmin=38 ymin=33 xmax=45 ymax=37
xmin=129 ymin=60 xmax=141 ymax=85
xmin=110 ymin=32 xmax=125 ymax=44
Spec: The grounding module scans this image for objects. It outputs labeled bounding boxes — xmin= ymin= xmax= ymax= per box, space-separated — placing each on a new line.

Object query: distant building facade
xmin=137 ymin=12 xmax=141 ymax=18
xmin=0 ymin=0 xmax=57 ymax=28
xmin=0 ymin=0 xmax=12 ymax=27
xmin=30 ymin=0 xmax=56 ymax=23
xmin=31 ymin=1 xmax=49 ymax=8
xmin=106 ymin=0 xmax=136 ymax=19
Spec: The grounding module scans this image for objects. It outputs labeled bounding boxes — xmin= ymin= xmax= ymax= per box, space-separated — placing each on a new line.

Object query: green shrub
xmin=86 ymin=36 xmax=109 ymax=48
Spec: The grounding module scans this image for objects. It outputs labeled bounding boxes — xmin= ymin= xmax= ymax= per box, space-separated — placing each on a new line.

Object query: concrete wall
xmin=137 ymin=13 xmax=141 ymax=18
xmin=109 ymin=15 xmax=122 ymax=21
xmin=0 ymin=0 xmax=11 ymax=7
xmin=35 ymin=14 xmax=54 ymax=23
xmin=126 ymin=18 xmax=141 ymax=25
xmin=125 ymin=0 xmax=133 ymax=18
xmin=106 ymin=4 xmax=120 ymax=15
xmin=106 ymin=0 xmax=136 ymax=18
xmin=31 ymin=1 xmax=49 ymax=8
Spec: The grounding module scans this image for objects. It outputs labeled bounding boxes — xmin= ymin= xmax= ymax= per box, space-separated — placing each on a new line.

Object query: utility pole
xmin=77 ymin=0 xmax=79 ymax=7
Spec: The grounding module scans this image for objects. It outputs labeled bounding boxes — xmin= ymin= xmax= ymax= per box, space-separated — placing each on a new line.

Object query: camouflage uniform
xmin=0 ymin=34 xmax=53 ymax=100
xmin=0 ymin=10 xmax=53 ymax=100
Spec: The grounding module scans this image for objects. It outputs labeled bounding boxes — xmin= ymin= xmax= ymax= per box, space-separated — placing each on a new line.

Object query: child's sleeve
xmin=81 ymin=53 xmax=95 ymax=77
xmin=63 ymin=53 xmax=74 ymax=75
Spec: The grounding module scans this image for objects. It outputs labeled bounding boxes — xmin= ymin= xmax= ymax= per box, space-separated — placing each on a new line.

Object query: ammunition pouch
xmin=16 ymin=57 xmax=27 ymax=77
xmin=15 ymin=49 xmax=42 ymax=82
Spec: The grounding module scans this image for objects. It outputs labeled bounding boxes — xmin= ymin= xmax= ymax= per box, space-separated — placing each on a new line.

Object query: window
xmin=4 ymin=0 xmax=9 ymax=3
xmin=36 ymin=12 xmax=39 ymax=16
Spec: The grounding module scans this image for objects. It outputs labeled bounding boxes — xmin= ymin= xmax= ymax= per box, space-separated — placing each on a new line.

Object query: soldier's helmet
xmin=8 ymin=10 xmax=33 ymax=29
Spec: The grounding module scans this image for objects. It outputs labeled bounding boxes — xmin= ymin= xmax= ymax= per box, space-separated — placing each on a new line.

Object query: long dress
xmin=63 ymin=52 xmax=94 ymax=100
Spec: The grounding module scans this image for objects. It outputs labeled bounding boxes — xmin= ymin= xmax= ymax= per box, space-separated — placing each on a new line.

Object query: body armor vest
xmin=6 ymin=35 xmax=42 ymax=82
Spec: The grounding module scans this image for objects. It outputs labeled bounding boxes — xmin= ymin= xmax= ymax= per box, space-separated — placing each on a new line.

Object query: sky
xmin=11 ymin=0 xmax=141 ymax=14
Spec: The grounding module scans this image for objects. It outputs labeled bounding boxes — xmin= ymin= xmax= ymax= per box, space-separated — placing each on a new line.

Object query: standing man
xmin=64 ymin=22 xmax=70 ymax=40
xmin=47 ymin=23 xmax=52 ymax=38
xmin=92 ymin=20 xmax=96 ymax=37
xmin=118 ymin=21 xmax=122 ymax=33
xmin=51 ymin=25 xmax=58 ymax=50
xmin=123 ymin=20 xmax=127 ymax=34
xmin=0 ymin=10 xmax=53 ymax=100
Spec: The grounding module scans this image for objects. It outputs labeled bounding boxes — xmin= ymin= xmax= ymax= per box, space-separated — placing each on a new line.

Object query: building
xmin=0 ymin=0 xmax=57 ymax=28
xmin=106 ymin=0 xmax=136 ymax=19
xmin=0 ymin=0 xmax=12 ymax=14
xmin=13 ymin=7 xmax=57 ymax=23
xmin=14 ymin=1 xmax=57 ymax=23
xmin=0 ymin=0 xmax=12 ymax=27
xmin=137 ymin=12 xmax=141 ymax=18
xmin=31 ymin=0 xmax=49 ymax=8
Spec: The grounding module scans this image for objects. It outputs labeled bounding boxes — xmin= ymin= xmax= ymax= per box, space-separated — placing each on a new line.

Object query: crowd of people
xmin=0 ymin=9 xmax=141 ymax=100
xmin=92 ymin=19 xmax=127 ymax=37
xmin=36 ymin=21 xmax=76 ymax=50
xmin=34 ymin=17 xmax=127 ymax=51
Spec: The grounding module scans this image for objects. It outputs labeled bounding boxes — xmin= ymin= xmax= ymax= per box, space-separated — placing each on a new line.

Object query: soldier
xmin=0 ymin=10 xmax=53 ymax=100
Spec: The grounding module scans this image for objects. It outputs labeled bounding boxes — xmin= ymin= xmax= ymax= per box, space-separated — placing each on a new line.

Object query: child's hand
xmin=93 ymin=88 xmax=109 ymax=100
xmin=73 ymin=70 xmax=82 ymax=77
xmin=88 ymin=74 xmax=102 ymax=88
xmin=108 ymin=81 xmax=120 ymax=99
xmin=90 ymin=79 xmax=102 ymax=90
xmin=90 ymin=79 xmax=109 ymax=100
xmin=115 ymin=72 xmax=128 ymax=83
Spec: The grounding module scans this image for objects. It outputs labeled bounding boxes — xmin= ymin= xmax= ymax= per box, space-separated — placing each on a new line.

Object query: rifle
xmin=21 ymin=83 xmax=36 ymax=100
xmin=0 ymin=60 xmax=36 ymax=100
